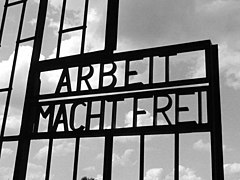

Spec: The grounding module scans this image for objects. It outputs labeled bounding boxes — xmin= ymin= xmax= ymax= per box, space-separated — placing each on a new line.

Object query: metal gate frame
xmin=0 ymin=1 xmax=224 ymax=180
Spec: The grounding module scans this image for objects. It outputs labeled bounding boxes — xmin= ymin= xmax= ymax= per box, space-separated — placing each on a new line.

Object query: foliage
xmin=81 ymin=177 xmax=95 ymax=180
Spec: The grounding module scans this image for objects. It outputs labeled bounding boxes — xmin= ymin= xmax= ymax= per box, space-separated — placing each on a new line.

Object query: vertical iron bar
xmin=139 ymin=134 xmax=145 ymax=180
xmin=111 ymin=100 xmax=117 ymax=129
xmin=165 ymin=56 xmax=169 ymax=82
xmin=13 ymin=0 xmax=48 ymax=179
xmin=45 ymin=139 xmax=53 ymax=180
xmin=80 ymin=0 xmax=89 ymax=54
xmin=175 ymin=93 xmax=179 ymax=180
xmin=198 ymin=91 xmax=202 ymax=124
xmin=86 ymin=100 xmax=92 ymax=130
xmin=56 ymin=0 xmax=67 ymax=58
xmin=174 ymin=133 xmax=179 ymax=180
xmin=133 ymin=97 xmax=138 ymax=128
xmin=210 ymin=45 xmax=224 ymax=180
xmin=72 ymin=137 xmax=80 ymax=180
xmin=103 ymin=135 xmax=113 ymax=180
xmin=149 ymin=56 xmax=153 ymax=84
xmin=99 ymin=100 xmax=105 ymax=130
xmin=105 ymin=0 xmax=119 ymax=52
xmin=0 ymin=0 xmax=9 ymax=46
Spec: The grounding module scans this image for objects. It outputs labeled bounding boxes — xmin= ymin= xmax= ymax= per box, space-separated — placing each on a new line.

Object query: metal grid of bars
xmin=0 ymin=1 xmax=224 ymax=180
xmin=0 ymin=0 xmax=31 ymax=157
xmin=56 ymin=0 xmax=89 ymax=57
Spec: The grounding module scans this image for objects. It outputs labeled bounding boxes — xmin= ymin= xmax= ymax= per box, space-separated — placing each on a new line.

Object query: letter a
xmin=55 ymin=68 xmax=72 ymax=94
xmin=52 ymin=104 xmax=69 ymax=132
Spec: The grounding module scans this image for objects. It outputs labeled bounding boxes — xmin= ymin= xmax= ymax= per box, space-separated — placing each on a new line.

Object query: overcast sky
xmin=0 ymin=0 xmax=240 ymax=180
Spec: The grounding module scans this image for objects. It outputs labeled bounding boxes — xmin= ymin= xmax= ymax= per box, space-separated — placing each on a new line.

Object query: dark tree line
xmin=81 ymin=177 xmax=95 ymax=180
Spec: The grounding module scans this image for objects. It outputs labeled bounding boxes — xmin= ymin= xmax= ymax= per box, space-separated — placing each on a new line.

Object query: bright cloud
xmin=118 ymin=0 xmax=240 ymax=91
xmin=144 ymin=166 xmax=202 ymax=180
xmin=144 ymin=168 xmax=163 ymax=180
xmin=0 ymin=167 xmax=13 ymax=180
xmin=1 ymin=148 xmax=13 ymax=157
xmin=26 ymin=163 xmax=45 ymax=180
xmin=34 ymin=145 xmax=48 ymax=160
xmin=219 ymin=44 xmax=240 ymax=90
xmin=178 ymin=165 xmax=202 ymax=180
xmin=165 ymin=165 xmax=202 ymax=180
xmin=125 ymin=109 xmax=153 ymax=127
xmin=224 ymin=163 xmax=240 ymax=175
xmin=124 ymin=109 xmax=168 ymax=128
xmin=95 ymin=174 xmax=103 ymax=180
xmin=34 ymin=140 xmax=75 ymax=160
xmin=113 ymin=149 xmax=136 ymax=167
xmin=193 ymin=139 xmax=230 ymax=153
xmin=82 ymin=166 xmax=96 ymax=172
xmin=0 ymin=46 xmax=32 ymax=133
xmin=193 ymin=139 xmax=210 ymax=152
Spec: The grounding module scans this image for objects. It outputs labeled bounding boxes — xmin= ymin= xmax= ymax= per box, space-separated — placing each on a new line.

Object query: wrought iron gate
xmin=0 ymin=0 xmax=224 ymax=180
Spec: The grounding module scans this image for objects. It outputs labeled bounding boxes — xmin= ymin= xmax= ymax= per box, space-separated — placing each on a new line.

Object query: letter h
xmin=85 ymin=100 xmax=105 ymax=130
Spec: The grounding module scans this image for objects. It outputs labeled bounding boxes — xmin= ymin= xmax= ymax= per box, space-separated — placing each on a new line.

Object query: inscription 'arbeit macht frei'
xmin=39 ymin=53 xmax=206 ymax=133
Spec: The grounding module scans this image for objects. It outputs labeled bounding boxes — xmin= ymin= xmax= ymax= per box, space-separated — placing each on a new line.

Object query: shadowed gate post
xmin=13 ymin=0 xmax=48 ymax=179
xmin=209 ymin=45 xmax=224 ymax=180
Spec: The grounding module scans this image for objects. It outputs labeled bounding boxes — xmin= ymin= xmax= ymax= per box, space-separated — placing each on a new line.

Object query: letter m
xmin=39 ymin=104 xmax=55 ymax=132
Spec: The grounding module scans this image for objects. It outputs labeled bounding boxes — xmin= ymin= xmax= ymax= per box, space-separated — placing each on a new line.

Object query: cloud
xmin=46 ymin=0 xmax=62 ymax=10
xmin=0 ymin=115 xmax=21 ymax=132
xmin=117 ymin=0 xmax=240 ymax=91
xmin=224 ymin=163 xmax=240 ymax=175
xmin=34 ymin=145 xmax=48 ymax=160
xmin=0 ymin=167 xmax=13 ymax=180
xmin=1 ymin=148 xmax=13 ymax=157
xmin=0 ymin=46 xmax=33 ymax=133
xmin=178 ymin=165 xmax=202 ymax=180
xmin=188 ymin=42 xmax=240 ymax=90
xmin=119 ymin=0 xmax=240 ymax=46
xmin=27 ymin=0 xmax=240 ymax=91
xmin=165 ymin=165 xmax=202 ymax=180
xmin=144 ymin=168 xmax=164 ymax=180
xmin=82 ymin=166 xmax=96 ymax=172
xmin=124 ymin=109 xmax=169 ymax=128
xmin=144 ymin=166 xmax=202 ymax=180
xmin=219 ymin=44 xmax=240 ymax=89
xmin=0 ymin=46 xmax=31 ymax=89
xmin=193 ymin=139 xmax=210 ymax=152
xmin=124 ymin=109 xmax=153 ymax=127
xmin=115 ymin=109 xmax=169 ymax=143
xmin=44 ymin=0 xmax=107 ymax=56
xmin=34 ymin=140 xmax=75 ymax=160
xmin=193 ymin=139 xmax=230 ymax=153
xmin=26 ymin=163 xmax=45 ymax=180
xmin=95 ymin=174 xmax=103 ymax=180
xmin=113 ymin=149 xmax=136 ymax=167
xmin=0 ymin=46 xmax=47 ymax=134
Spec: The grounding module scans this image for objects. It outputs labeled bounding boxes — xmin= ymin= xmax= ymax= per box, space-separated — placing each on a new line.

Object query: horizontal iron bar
xmin=38 ymin=80 xmax=209 ymax=101
xmin=0 ymin=87 xmax=11 ymax=92
xmin=29 ymin=123 xmax=211 ymax=140
xmin=39 ymin=85 xmax=208 ymax=105
xmin=18 ymin=36 xmax=35 ymax=43
xmin=0 ymin=135 xmax=21 ymax=141
xmin=6 ymin=0 xmax=25 ymax=7
xmin=61 ymin=25 xmax=86 ymax=34
xmin=37 ymin=40 xmax=212 ymax=71
xmin=0 ymin=123 xmax=211 ymax=142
